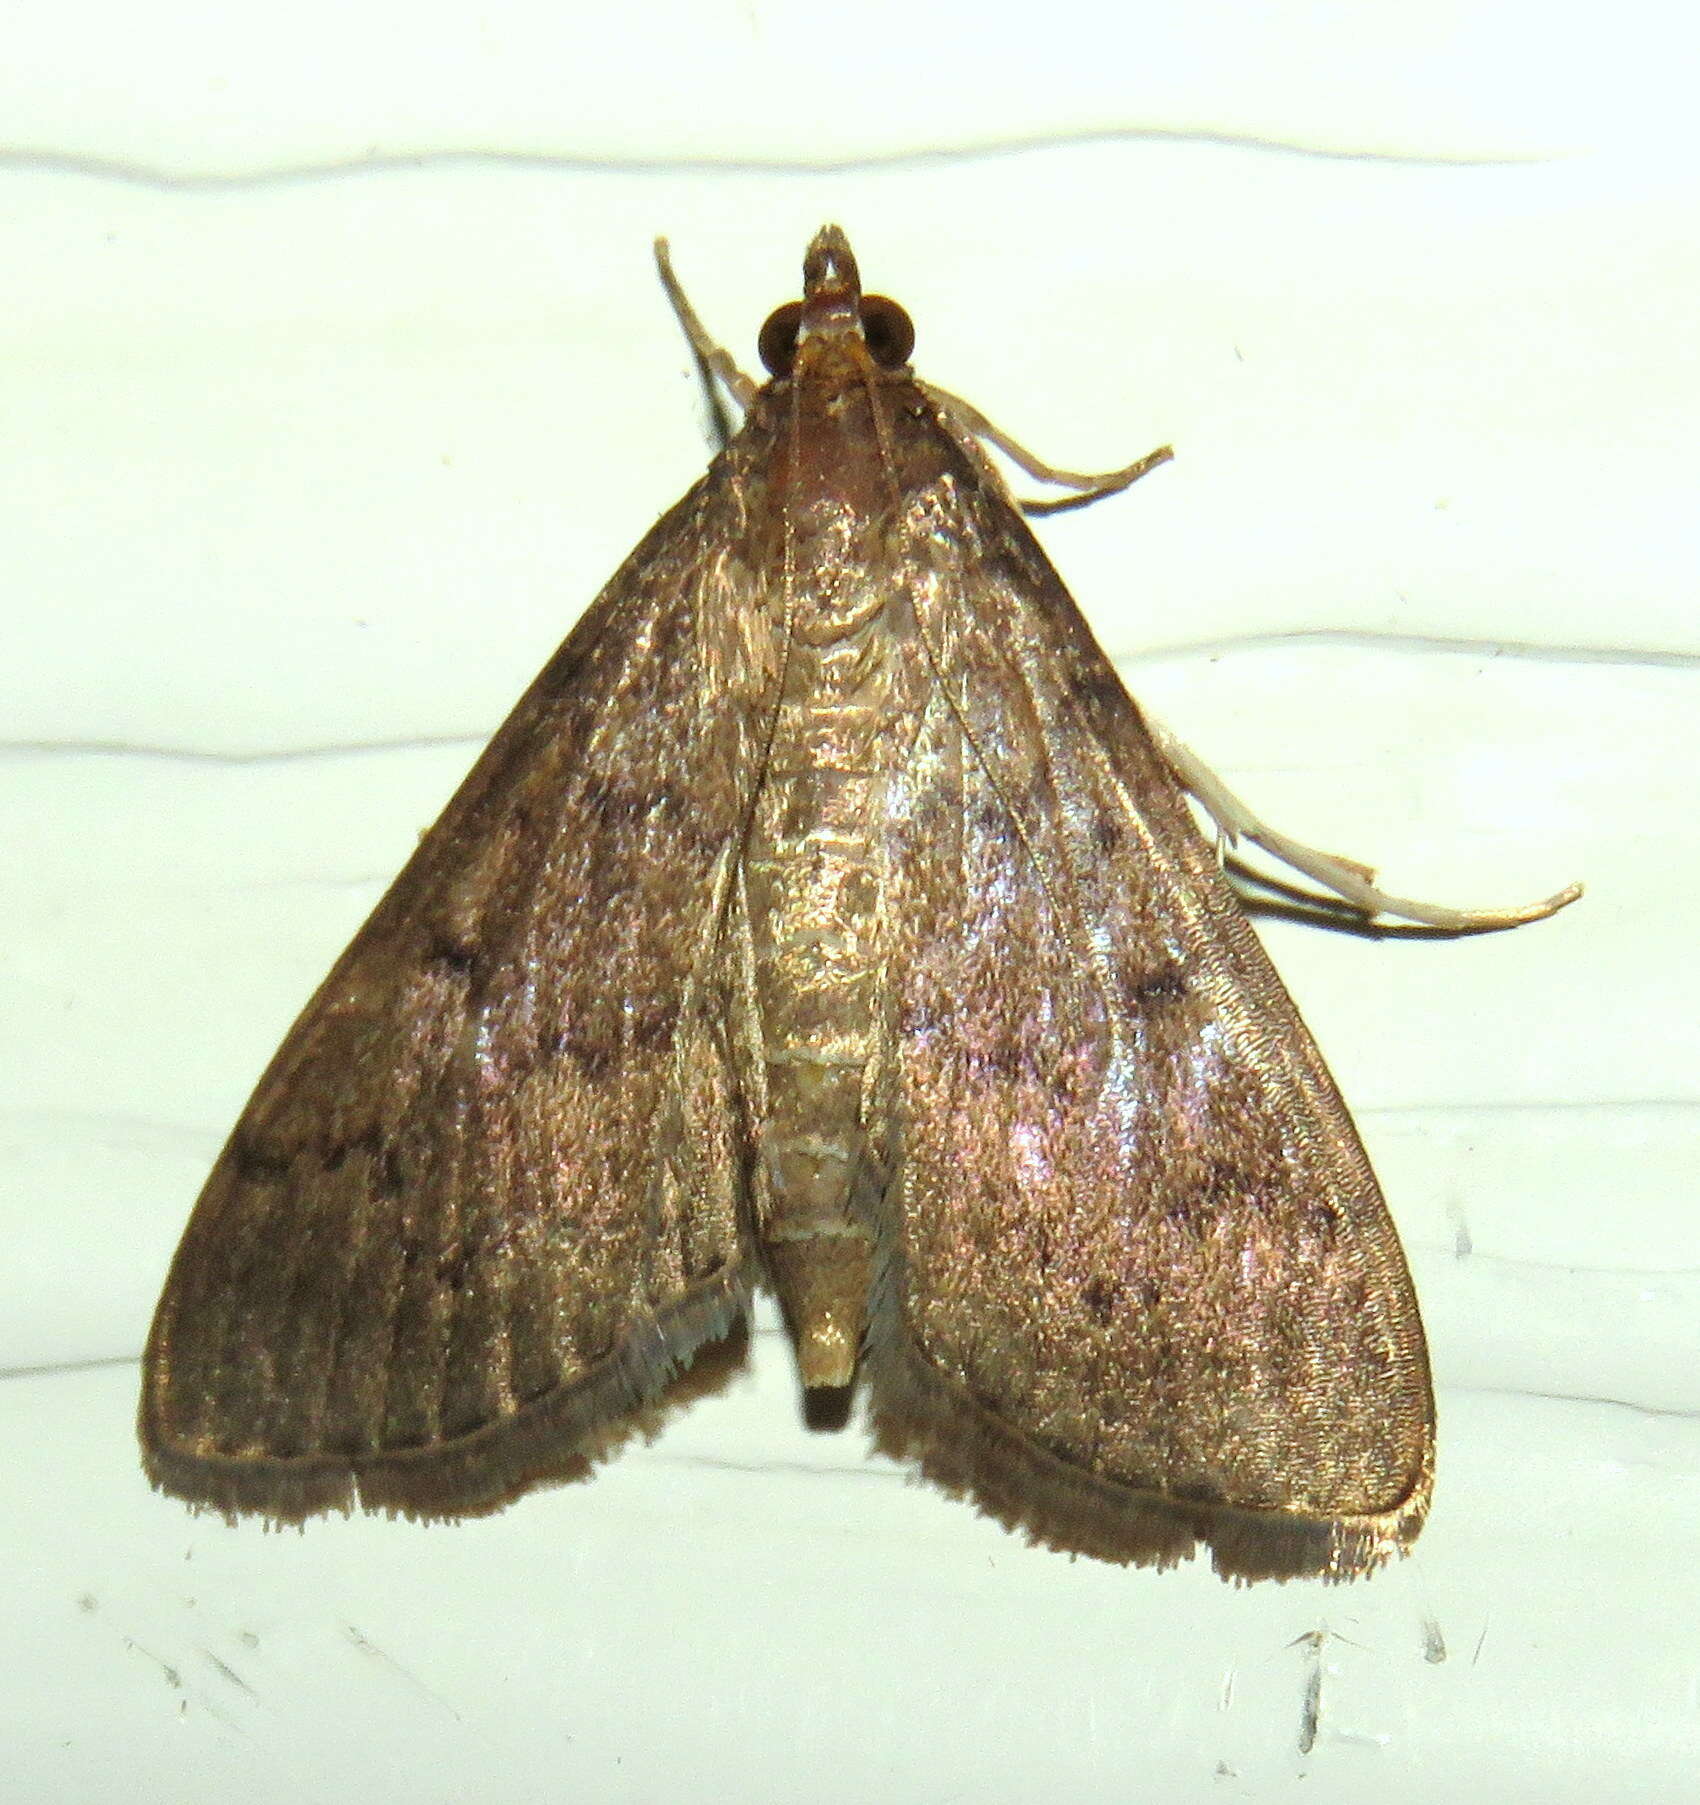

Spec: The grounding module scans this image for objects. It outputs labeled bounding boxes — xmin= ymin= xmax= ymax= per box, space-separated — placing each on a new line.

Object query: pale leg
xmin=1150 ymin=719 xmax=1582 ymax=931
xmin=922 ymin=382 xmax=1173 ymax=515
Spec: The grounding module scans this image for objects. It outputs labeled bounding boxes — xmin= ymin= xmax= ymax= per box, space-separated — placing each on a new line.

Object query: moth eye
xmin=861 ymin=295 xmax=915 ymax=368
xmin=758 ymin=301 xmax=803 ymax=377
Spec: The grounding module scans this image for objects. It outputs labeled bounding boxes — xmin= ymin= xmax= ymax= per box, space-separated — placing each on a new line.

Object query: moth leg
xmin=654 ymin=237 xmax=760 ymax=412
xmin=1149 ymin=716 xmax=1583 ymax=931
xmin=921 ymin=381 xmax=1173 ymax=517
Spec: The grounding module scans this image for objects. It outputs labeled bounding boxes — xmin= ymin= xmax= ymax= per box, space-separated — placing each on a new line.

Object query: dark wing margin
xmin=861 ymin=466 xmax=1434 ymax=1583
xmin=141 ymin=471 xmax=780 ymax=1522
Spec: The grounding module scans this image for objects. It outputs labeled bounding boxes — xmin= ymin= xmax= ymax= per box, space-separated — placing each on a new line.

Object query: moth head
xmin=758 ymin=224 xmax=916 ymax=380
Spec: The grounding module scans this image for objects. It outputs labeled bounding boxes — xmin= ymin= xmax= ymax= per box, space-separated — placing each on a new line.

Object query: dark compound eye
xmin=859 ymin=295 xmax=915 ymax=368
xmin=757 ymin=301 xmax=802 ymax=377
xmin=756 ymin=295 xmax=916 ymax=377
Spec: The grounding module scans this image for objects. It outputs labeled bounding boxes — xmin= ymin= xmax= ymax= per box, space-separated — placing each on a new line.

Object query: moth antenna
xmin=654 ymin=236 xmax=759 ymax=416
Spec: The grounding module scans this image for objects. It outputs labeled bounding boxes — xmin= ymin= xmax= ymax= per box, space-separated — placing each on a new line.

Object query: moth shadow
xmin=663 ymin=1314 xmax=754 ymax=1412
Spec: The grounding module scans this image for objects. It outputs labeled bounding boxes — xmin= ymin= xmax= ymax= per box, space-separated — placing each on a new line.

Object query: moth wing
xmin=142 ymin=474 xmax=779 ymax=1521
xmin=864 ymin=473 xmax=1434 ymax=1582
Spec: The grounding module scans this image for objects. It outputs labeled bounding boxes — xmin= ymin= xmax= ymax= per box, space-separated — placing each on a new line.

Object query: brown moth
xmin=140 ymin=227 xmax=1578 ymax=1582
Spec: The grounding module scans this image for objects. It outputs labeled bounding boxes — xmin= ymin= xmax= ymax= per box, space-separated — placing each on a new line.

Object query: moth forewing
xmin=140 ymin=462 xmax=778 ymax=1523
xmin=142 ymin=225 xmax=1575 ymax=1584
xmin=844 ymin=430 xmax=1438 ymax=1584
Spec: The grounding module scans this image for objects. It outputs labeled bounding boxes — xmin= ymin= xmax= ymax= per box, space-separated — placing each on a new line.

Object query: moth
xmin=141 ymin=227 xmax=1578 ymax=1583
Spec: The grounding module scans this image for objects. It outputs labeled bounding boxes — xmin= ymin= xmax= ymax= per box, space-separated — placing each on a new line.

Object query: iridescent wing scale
xmin=141 ymin=469 xmax=782 ymax=1521
xmin=861 ymin=442 xmax=1434 ymax=1583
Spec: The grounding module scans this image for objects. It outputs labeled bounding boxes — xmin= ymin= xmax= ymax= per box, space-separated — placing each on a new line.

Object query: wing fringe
xmin=863 ymin=1282 xmax=1429 ymax=1585
xmin=140 ymin=1271 xmax=750 ymax=1526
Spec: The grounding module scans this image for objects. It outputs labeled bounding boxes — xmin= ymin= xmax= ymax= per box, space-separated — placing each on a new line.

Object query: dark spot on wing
xmin=231 ymin=1135 xmax=292 ymax=1183
xmin=1067 ymin=662 xmax=1129 ymax=723
xmin=1124 ymin=962 xmax=1190 ymax=1008
xmin=425 ymin=934 xmax=478 ymax=976
xmin=1303 ymin=1199 xmax=1342 ymax=1247
xmin=1031 ymin=1223 xmax=1055 ymax=1276
xmin=1081 ymin=1276 xmax=1118 ymax=1325
xmin=542 ymin=1003 xmax=679 ymax=1081
xmin=543 ymin=1027 xmax=618 ymax=1082
xmin=1163 ymin=1160 xmax=1249 ymax=1236
xmin=377 ymin=1146 xmax=407 ymax=1195
xmin=580 ymin=774 xmax=657 ymax=831
xmin=319 ymin=1126 xmax=386 ymax=1175
xmin=1203 ymin=1159 xmax=1250 ymax=1211
xmin=968 ymin=1036 xmax=1041 ymax=1083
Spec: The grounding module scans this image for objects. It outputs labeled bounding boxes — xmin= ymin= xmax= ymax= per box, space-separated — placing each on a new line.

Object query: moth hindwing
xmin=143 ymin=225 xmax=1575 ymax=1582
